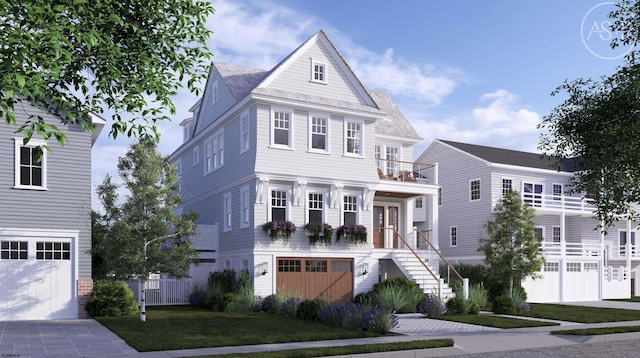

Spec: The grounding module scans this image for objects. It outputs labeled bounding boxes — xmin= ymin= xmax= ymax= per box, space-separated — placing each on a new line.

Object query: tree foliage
xmin=538 ymin=0 xmax=640 ymax=228
xmin=478 ymin=190 xmax=544 ymax=297
xmin=92 ymin=140 xmax=198 ymax=281
xmin=0 ymin=0 xmax=214 ymax=149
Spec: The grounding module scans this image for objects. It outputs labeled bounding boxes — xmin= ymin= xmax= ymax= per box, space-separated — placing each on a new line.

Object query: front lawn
xmin=514 ymin=303 xmax=640 ymax=323
xmin=193 ymin=339 xmax=455 ymax=358
xmin=436 ymin=314 xmax=559 ymax=329
xmin=551 ymin=326 xmax=640 ymax=336
xmin=96 ymin=306 xmax=379 ymax=352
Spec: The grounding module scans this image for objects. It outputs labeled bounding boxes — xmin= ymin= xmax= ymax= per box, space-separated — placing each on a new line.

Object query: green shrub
xmin=372 ymin=277 xmax=423 ymax=313
xmin=445 ymin=296 xmax=468 ymax=315
xmin=466 ymin=300 xmax=480 ymax=315
xmin=85 ymin=279 xmax=139 ymax=317
xmin=492 ymin=295 xmax=515 ymax=314
xmin=296 ymin=298 xmax=327 ymax=321
xmin=467 ymin=284 xmax=489 ymax=311
xmin=353 ymin=291 xmax=374 ymax=304
xmin=510 ymin=286 xmax=530 ymax=313
xmin=207 ymin=270 xmax=237 ymax=294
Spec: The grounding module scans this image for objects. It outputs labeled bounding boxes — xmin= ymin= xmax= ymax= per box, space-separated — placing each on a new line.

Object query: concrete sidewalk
xmin=3 ymin=300 xmax=640 ymax=357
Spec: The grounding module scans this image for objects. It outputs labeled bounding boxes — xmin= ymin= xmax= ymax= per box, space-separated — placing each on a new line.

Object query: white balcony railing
xmin=376 ymin=159 xmax=437 ymax=185
xmin=541 ymin=241 xmax=602 ymax=257
xmin=493 ymin=193 xmax=595 ymax=213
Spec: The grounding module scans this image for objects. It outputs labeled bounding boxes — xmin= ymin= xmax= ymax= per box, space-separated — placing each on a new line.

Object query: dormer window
xmin=181 ymin=118 xmax=193 ymax=143
xmin=310 ymin=59 xmax=327 ymax=84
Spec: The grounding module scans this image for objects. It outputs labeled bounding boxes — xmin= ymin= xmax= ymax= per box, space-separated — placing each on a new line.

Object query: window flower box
xmin=262 ymin=221 xmax=296 ymax=240
xmin=304 ymin=222 xmax=333 ymax=246
xmin=336 ymin=224 xmax=367 ymax=244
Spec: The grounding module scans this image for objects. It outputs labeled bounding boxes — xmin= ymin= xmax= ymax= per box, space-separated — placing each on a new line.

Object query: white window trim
xmin=270 ymin=107 xmax=294 ymax=150
xmin=381 ymin=143 xmax=401 ymax=177
xmin=552 ymin=183 xmax=563 ymax=200
xmin=310 ymin=58 xmax=328 ymax=84
xmin=469 ymin=178 xmax=481 ymax=202
xmin=552 ymin=226 xmax=561 ymax=244
xmin=193 ymin=146 xmax=200 ymax=166
xmin=501 ymin=177 xmax=513 ymax=196
xmin=223 ymin=192 xmax=232 ymax=232
xmin=267 ymin=184 xmax=291 ymax=222
xmin=305 ymin=188 xmax=329 ymax=224
xmin=450 ymin=226 xmax=457 ymax=247
xmin=308 ymin=112 xmax=330 ymax=154
xmin=341 ymin=191 xmax=360 ymax=226
xmin=211 ymin=80 xmax=218 ymax=104
xmin=13 ymin=137 xmax=47 ymax=190
xmin=176 ymin=159 xmax=182 ymax=176
xmin=240 ymin=110 xmax=250 ymax=154
xmin=535 ymin=226 xmax=545 ymax=240
xmin=204 ymin=129 xmax=224 ymax=175
xmin=343 ymin=118 xmax=364 ymax=157
xmin=240 ymin=186 xmax=251 ymax=229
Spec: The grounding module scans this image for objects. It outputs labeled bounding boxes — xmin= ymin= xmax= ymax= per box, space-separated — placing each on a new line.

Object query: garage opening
xmin=276 ymin=257 xmax=353 ymax=304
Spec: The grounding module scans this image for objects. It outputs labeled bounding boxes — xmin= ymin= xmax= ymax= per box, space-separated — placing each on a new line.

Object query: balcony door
xmin=523 ymin=182 xmax=543 ymax=207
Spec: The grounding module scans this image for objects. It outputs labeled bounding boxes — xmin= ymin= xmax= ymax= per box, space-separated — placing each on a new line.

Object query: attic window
xmin=211 ymin=80 xmax=218 ymax=104
xmin=310 ymin=59 xmax=327 ymax=84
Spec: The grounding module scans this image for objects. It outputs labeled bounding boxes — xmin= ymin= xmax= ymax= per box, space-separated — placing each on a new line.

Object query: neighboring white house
xmin=169 ymin=30 xmax=454 ymax=303
xmin=0 ymin=101 xmax=104 ymax=320
xmin=417 ymin=139 xmax=638 ymax=302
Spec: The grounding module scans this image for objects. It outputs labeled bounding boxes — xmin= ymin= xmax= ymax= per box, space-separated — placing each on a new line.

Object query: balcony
xmin=493 ymin=193 xmax=596 ymax=214
xmin=376 ymin=159 xmax=437 ymax=185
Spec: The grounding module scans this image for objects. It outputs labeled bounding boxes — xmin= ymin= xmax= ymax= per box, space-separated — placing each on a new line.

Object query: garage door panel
xmin=277 ymin=257 xmax=353 ymax=304
xmin=0 ymin=237 xmax=75 ymax=321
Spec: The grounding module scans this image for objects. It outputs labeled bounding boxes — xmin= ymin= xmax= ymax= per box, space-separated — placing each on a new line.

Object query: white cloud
xmin=412 ymin=89 xmax=542 ymax=156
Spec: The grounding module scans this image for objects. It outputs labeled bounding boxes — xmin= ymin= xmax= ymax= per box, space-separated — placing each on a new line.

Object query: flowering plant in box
xmin=262 ymin=220 xmax=296 ymax=240
xmin=336 ymin=224 xmax=367 ymax=244
xmin=304 ymin=222 xmax=333 ymax=246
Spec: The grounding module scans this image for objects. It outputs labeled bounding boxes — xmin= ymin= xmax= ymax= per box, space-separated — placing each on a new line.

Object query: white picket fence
xmin=127 ymin=278 xmax=193 ymax=306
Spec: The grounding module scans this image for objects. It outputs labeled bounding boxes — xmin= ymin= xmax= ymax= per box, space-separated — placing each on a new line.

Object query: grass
xmin=436 ymin=314 xmax=559 ymax=329
xmin=551 ymin=326 xmax=640 ymax=336
xmin=96 ymin=306 xmax=378 ymax=352
xmin=191 ymin=339 xmax=455 ymax=358
xmin=514 ymin=303 xmax=640 ymax=323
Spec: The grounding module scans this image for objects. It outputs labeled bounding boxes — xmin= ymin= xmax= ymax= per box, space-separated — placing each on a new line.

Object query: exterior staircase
xmin=392 ymin=250 xmax=455 ymax=299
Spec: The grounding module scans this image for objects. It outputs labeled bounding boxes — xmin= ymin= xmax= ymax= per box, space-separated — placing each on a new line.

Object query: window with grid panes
xmin=278 ymin=259 xmax=301 ymax=272
xmin=346 ymin=121 xmax=361 ymax=155
xmin=308 ymin=193 xmax=323 ymax=224
xmin=271 ymin=190 xmax=287 ymax=221
xmin=343 ymin=195 xmax=357 ymax=225
xmin=310 ymin=116 xmax=327 ymax=150
xmin=36 ymin=242 xmax=70 ymax=260
xmin=1 ymin=241 xmax=27 ymax=260
xmin=470 ymin=179 xmax=480 ymax=201
xmin=273 ymin=111 xmax=290 ymax=146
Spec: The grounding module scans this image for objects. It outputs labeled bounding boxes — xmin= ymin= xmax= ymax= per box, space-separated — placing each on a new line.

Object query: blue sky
xmin=91 ymin=0 xmax=630 ymax=206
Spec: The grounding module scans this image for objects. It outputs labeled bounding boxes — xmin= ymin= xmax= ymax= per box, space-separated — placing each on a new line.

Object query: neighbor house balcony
xmin=493 ymin=193 xmax=596 ymax=215
xmin=541 ymin=240 xmax=640 ymax=262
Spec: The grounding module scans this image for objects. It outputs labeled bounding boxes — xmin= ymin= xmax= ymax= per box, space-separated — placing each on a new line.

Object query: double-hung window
xmin=343 ymin=195 xmax=358 ymax=225
xmin=310 ymin=114 xmax=328 ymax=151
xmin=223 ymin=193 xmax=232 ymax=231
xmin=553 ymin=183 xmax=563 ymax=201
xmin=240 ymin=186 xmax=250 ymax=228
xmin=204 ymin=130 xmax=224 ymax=174
xmin=240 ymin=110 xmax=250 ymax=153
xmin=193 ymin=146 xmax=200 ymax=166
xmin=211 ymin=80 xmax=218 ymax=104
xmin=385 ymin=146 xmax=399 ymax=176
xmin=450 ymin=227 xmax=457 ymax=247
xmin=470 ymin=179 xmax=480 ymax=201
xmin=502 ymin=178 xmax=512 ymax=196
xmin=272 ymin=109 xmax=292 ymax=148
xmin=14 ymin=138 xmax=46 ymax=189
xmin=308 ymin=192 xmax=324 ymax=224
xmin=345 ymin=120 xmax=362 ymax=156
xmin=271 ymin=189 xmax=287 ymax=221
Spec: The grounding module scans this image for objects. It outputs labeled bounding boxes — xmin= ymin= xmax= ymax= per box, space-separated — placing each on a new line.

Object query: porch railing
xmin=493 ymin=193 xmax=595 ymax=213
xmin=393 ymin=227 xmax=468 ymax=299
xmin=541 ymin=241 xmax=602 ymax=257
xmin=376 ymin=159 xmax=437 ymax=185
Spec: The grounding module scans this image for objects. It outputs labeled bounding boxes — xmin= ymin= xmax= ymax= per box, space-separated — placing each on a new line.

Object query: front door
xmin=389 ymin=206 xmax=399 ymax=248
xmin=373 ymin=206 xmax=384 ymax=248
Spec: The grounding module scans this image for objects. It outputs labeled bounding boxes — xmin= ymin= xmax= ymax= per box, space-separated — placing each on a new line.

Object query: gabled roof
xmin=438 ymin=139 xmax=578 ymax=172
xmin=198 ymin=30 xmax=422 ymax=141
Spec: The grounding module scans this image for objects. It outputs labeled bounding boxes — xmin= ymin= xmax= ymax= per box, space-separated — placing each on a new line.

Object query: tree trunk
xmin=140 ymin=278 xmax=147 ymax=322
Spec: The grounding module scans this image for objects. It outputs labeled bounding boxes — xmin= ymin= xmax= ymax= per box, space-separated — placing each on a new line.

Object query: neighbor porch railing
xmin=376 ymin=158 xmax=437 ymax=185
xmin=127 ymin=278 xmax=193 ymax=306
xmin=541 ymin=241 xmax=640 ymax=260
xmin=492 ymin=193 xmax=595 ymax=213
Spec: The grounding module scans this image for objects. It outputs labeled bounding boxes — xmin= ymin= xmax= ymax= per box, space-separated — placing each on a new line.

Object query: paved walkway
xmin=2 ymin=300 xmax=640 ymax=357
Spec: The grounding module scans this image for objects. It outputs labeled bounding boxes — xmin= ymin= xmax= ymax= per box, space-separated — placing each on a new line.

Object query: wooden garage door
xmin=276 ymin=258 xmax=353 ymax=304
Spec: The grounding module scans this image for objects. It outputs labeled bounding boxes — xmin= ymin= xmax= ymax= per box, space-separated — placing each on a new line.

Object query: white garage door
xmin=0 ymin=237 xmax=76 ymax=321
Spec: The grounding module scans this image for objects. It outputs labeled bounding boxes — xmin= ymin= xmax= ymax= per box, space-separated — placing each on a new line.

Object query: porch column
xmin=406 ymin=198 xmax=415 ymax=249
xmin=599 ymin=221 xmax=605 ymax=300
xmin=560 ymin=211 xmax=566 ymax=256
xmin=431 ymin=191 xmax=439 ymax=250
xmin=627 ymin=219 xmax=632 ymax=280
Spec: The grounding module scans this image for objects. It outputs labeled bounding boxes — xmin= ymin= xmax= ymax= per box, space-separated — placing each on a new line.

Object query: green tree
xmin=93 ymin=140 xmax=198 ymax=321
xmin=539 ymin=0 xmax=640 ymax=229
xmin=0 ymin=0 xmax=214 ymax=150
xmin=478 ymin=190 xmax=544 ymax=298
